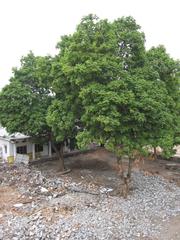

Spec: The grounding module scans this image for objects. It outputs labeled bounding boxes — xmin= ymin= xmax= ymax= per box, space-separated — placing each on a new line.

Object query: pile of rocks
xmin=0 ymin=164 xmax=180 ymax=239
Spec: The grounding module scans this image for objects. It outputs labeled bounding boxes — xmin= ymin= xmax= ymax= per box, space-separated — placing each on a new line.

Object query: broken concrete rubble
xmin=0 ymin=154 xmax=180 ymax=240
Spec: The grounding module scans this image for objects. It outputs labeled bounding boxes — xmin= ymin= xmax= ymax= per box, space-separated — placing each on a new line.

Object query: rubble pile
xmin=0 ymin=163 xmax=180 ymax=240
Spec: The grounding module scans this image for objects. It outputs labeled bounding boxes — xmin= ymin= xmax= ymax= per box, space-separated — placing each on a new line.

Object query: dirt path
xmin=158 ymin=215 xmax=180 ymax=240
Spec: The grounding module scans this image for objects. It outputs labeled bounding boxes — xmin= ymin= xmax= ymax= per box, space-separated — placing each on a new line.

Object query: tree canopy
xmin=49 ymin=15 xmax=179 ymax=161
xmin=0 ymin=14 xmax=179 ymax=174
xmin=0 ymin=52 xmax=52 ymax=136
xmin=0 ymin=52 xmax=67 ymax=171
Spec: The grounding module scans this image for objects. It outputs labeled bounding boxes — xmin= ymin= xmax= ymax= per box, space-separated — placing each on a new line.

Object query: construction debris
xmin=0 ymin=161 xmax=180 ymax=240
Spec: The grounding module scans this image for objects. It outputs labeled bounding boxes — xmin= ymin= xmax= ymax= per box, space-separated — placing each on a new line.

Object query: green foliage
xmin=0 ymin=51 xmax=57 ymax=151
xmin=0 ymin=14 xmax=179 ymax=164
xmin=46 ymin=99 xmax=76 ymax=142
xmin=0 ymin=77 xmax=51 ymax=136
xmin=51 ymin=14 xmax=179 ymax=159
xmin=11 ymin=51 xmax=53 ymax=94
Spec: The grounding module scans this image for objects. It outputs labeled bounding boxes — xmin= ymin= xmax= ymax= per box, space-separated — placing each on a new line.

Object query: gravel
xmin=0 ymin=164 xmax=180 ymax=240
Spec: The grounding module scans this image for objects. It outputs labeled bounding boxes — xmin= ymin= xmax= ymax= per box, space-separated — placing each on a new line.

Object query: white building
xmin=0 ymin=127 xmax=52 ymax=164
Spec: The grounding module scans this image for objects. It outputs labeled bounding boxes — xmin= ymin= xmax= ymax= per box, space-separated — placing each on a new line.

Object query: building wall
xmin=0 ymin=138 xmax=50 ymax=163
xmin=0 ymin=139 xmax=11 ymax=162
xmin=9 ymin=141 xmax=14 ymax=156
xmin=15 ymin=141 xmax=32 ymax=153
xmin=34 ymin=143 xmax=49 ymax=159
xmin=41 ymin=143 xmax=49 ymax=156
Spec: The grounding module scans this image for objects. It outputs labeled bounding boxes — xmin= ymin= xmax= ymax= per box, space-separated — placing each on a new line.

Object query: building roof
xmin=0 ymin=127 xmax=30 ymax=141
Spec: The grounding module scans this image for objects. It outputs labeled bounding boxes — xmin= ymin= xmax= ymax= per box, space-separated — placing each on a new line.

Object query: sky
xmin=0 ymin=0 xmax=179 ymax=89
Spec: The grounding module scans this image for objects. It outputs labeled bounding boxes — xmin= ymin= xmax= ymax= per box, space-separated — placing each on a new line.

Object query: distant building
xmin=0 ymin=127 xmax=52 ymax=164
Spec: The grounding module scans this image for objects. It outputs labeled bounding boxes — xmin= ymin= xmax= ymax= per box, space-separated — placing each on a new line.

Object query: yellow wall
xmin=7 ymin=156 xmax=14 ymax=164
xmin=28 ymin=152 xmax=33 ymax=160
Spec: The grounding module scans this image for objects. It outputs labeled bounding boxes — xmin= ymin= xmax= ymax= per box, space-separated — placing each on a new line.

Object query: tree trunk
xmin=117 ymin=156 xmax=124 ymax=178
xmin=122 ymin=176 xmax=130 ymax=198
xmin=58 ymin=142 xmax=65 ymax=171
xmin=51 ymin=141 xmax=65 ymax=172
xmin=153 ymin=147 xmax=157 ymax=160
xmin=127 ymin=157 xmax=133 ymax=179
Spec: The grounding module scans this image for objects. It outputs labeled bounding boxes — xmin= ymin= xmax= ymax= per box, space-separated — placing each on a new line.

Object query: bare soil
xmin=40 ymin=148 xmax=180 ymax=239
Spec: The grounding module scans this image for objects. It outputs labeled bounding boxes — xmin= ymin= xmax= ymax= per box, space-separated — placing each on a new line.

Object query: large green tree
xmin=0 ymin=14 xmax=179 ymax=178
xmin=49 ymin=14 xmax=179 ymax=178
xmin=141 ymin=46 xmax=180 ymax=158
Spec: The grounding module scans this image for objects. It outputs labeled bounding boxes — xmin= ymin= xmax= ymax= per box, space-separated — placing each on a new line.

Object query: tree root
xmin=57 ymin=168 xmax=72 ymax=175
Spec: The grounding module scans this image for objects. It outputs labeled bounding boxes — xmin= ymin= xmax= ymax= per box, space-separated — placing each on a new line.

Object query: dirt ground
xmin=63 ymin=148 xmax=180 ymax=187
xmin=0 ymin=148 xmax=180 ymax=239
xmin=35 ymin=148 xmax=180 ymax=239
xmin=158 ymin=215 xmax=180 ymax=240
xmin=31 ymin=148 xmax=180 ymax=239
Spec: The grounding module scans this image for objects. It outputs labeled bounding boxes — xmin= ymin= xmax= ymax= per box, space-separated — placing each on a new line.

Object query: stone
xmin=0 ymin=164 xmax=180 ymax=240
xmin=13 ymin=203 xmax=23 ymax=208
xmin=40 ymin=187 xmax=49 ymax=193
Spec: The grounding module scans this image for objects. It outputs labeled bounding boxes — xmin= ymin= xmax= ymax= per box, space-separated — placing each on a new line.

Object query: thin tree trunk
xmin=58 ymin=142 xmax=65 ymax=171
xmin=122 ymin=176 xmax=129 ymax=198
xmin=127 ymin=157 xmax=133 ymax=179
xmin=121 ymin=156 xmax=133 ymax=198
xmin=51 ymin=141 xmax=65 ymax=172
xmin=117 ymin=156 xmax=124 ymax=178
xmin=153 ymin=147 xmax=157 ymax=160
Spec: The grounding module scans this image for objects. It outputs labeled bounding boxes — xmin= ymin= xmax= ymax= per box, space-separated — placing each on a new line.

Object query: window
xmin=17 ymin=146 xmax=27 ymax=154
xmin=35 ymin=144 xmax=43 ymax=153
xmin=4 ymin=145 xmax=7 ymax=154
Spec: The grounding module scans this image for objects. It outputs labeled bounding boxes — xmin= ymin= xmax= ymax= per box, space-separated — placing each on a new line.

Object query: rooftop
xmin=0 ymin=127 xmax=30 ymax=140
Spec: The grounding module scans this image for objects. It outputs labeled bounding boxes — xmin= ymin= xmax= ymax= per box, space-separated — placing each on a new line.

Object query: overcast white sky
xmin=0 ymin=0 xmax=179 ymax=89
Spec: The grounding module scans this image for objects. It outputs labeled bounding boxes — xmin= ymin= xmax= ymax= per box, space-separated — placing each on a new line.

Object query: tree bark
xmin=58 ymin=142 xmax=65 ymax=171
xmin=117 ymin=156 xmax=124 ymax=178
xmin=51 ymin=141 xmax=65 ymax=172
xmin=153 ymin=147 xmax=157 ymax=160
xmin=127 ymin=157 xmax=133 ymax=179
xmin=122 ymin=176 xmax=130 ymax=198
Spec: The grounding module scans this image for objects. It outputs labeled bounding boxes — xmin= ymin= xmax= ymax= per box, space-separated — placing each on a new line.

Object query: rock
xmin=40 ymin=187 xmax=48 ymax=193
xmin=99 ymin=187 xmax=113 ymax=194
xmin=12 ymin=237 xmax=19 ymax=240
xmin=13 ymin=203 xmax=23 ymax=208
xmin=0 ymin=164 xmax=180 ymax=240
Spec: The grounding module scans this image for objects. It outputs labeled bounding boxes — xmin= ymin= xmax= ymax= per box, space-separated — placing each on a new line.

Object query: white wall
xmin=34 ymin=143 xmax=49 ymax=158
xmin=0 ymin=139 xmax=11 ymax=161
xmin=0 ymin=138 xmax=50 ymax=162
xmin=42 ymin=144 xmax=49 ymax=156
xmin=9 ymin=141 xmax=14 ymax=156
